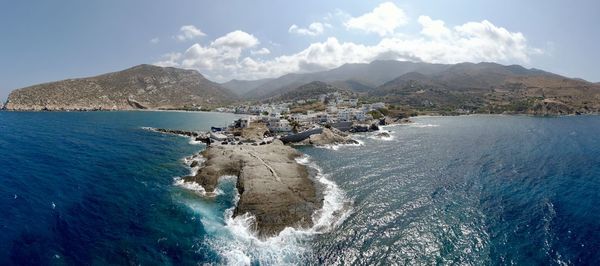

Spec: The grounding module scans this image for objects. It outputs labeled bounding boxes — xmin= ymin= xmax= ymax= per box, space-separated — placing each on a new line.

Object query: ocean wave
xmin=173 ymin=177 xmax=207 ymax=196
xmin=177 ymin=154 xmax=351 ymax=264
xmin=409 ymin=123 xmax=440 ymax=128
xmin=173 ymin=153 xmax=224 ymax=197
xmin=296 ymin=155 xmax=353 ymax=233
xmin=215 ymin=156 xmax=351 ymax=264
xmin=317 ymin=139 xmax=364 ymax=151
xmin=368 ymin=130 xmax=394 ymax=141
xmin=183 ymin=153 xmax=205 ymax=176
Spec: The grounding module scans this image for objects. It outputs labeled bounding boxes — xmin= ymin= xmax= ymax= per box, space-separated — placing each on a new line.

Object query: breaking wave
xmin=317 ymin=139 xmax=364 ymax=151
xmin=368 ymin=130 xmax=394 ymax=141
xmin=176 ymin=153 xmax=351 ymax=264
xmin=409 ymin=123 xmax=440 ymax=128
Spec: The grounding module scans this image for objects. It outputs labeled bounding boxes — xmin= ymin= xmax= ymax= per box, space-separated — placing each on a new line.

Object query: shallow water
xmin=1 ymin=112 xmax=599 ymax=265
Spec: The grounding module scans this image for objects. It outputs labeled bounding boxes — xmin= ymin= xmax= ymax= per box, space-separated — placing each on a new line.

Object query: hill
xmin=221 ymin=78 xmax=274 ymax=96
xmin=5 ymin=64 xmax=236 ymax=111
xmin=234 ymin=60 xmax=449 ymax=99
xmin=371 ymin=62 xmax=600 ymax=115
xmin=272 ymin=81 xmax=351 ymax=102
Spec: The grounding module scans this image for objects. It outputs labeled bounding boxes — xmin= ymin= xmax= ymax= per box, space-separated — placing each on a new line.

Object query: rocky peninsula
xmin=149 ymin=124 xmax=359 ymax=238
xmin=184 ymin=141 xmax=322 ymax=237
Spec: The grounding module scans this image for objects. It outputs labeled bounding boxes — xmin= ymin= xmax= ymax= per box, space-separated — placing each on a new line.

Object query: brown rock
xmin=184 ymin=142 xmax=323 ymax=237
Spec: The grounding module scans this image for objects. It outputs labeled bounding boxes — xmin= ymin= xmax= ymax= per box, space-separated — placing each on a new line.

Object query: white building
xmin=210 ymin=132 xmax=228 ymax=141
xmin=337 ymin=109 xmax=352 ymax=122
xmin=268 ymin=119 xmax=292 ymax=132
xmin=353 ymin=110 xmax=367 ymax=121
xmin=316 ymin=112 xmax=330 ymax=123
xmin=239 ymin=117 xmax=252 ymax=128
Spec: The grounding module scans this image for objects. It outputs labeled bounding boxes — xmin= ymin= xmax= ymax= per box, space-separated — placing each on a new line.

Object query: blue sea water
xmin=1 ymin=112 xmax=600 ymax=265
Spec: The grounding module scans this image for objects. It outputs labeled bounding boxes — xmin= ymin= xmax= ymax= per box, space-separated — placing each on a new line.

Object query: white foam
xmin=317 ymin=139 xmax=364 ymax=150
xmin=178 ymin=155 xmax=351 ymax=264
xmin=188 ymin=138 xmax=204 ymax=145
xmin=409 ymin=123 xmax=440 ymax=128
xmin=183 ymin=154 xmax=206 ymax=176
xmin=368 ymin=130 xmax=394 ymax=141
xmin=296 ymin=155 xmax=353 ymax=233
xmin=173 ymin=177 xmax=207 ymax=196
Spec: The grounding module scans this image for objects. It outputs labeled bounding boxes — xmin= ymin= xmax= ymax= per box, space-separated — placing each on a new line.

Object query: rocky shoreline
xmin=183 ymin=141 xmax=323 ymax=237
xmin=146 ymin=117 xmax=412 ymax=238
xmin=147 ymin=125 xmax=361 ymax=238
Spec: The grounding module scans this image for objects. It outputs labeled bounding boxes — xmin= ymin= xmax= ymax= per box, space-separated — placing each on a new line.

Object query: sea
xmin=0 ymin=111 xmax=599 ymax=265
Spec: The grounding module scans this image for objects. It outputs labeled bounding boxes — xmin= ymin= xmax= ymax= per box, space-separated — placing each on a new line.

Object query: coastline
xmin=147 ymin=122 xmax=361 ymax=238
xmin=2 ymin=106 xmax=598 ymax=119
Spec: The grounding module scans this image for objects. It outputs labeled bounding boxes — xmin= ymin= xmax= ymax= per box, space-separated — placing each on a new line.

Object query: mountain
xmin=221 ymin=78 xmax=274 ymax=96
xmin=272 ymin=81 xmax=351 ymax=102
xmin=5 ymin=64 xmax=236 ymax=111
xmin=236 ymin=60 xmax=450 ymax=99
xmin=371 ymin=62 xmax=600 ymax=115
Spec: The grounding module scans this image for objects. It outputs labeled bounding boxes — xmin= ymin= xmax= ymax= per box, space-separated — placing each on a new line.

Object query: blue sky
xmin=1 ymin=0 xmax=599 ymax=100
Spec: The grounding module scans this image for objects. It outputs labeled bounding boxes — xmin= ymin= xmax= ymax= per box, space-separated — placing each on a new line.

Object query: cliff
xmin=5 ymin=64 xmax=236 ymax=111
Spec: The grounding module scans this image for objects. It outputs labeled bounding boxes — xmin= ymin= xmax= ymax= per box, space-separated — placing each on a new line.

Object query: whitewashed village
xmin=199 ymin=91 xmax=410 ymax=146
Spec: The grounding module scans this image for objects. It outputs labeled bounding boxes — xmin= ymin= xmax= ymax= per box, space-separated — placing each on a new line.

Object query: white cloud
xmin=176 ymin=25 xmax=206 ymax=41
xmin=417 ymin=16 xmax=451 ymax=39
xmin=211 ymin=30 xmax=259 ymax=49
xmin=251 ymin=48 xmax=271 ymax=55
xmin=155 ymin=52 xmax=182 ymax=67
xmin=158 ymin=30 xmax=260 ymax=75
xmin=288 ymin=22 xmax=331 ymax=36
xmin=156 ymin=16 xmax=540 ymax=82
xmin=150 ymin=37 xmax=160 ymax=44
xmin=344 ymin=2 xmax=409 ymax=36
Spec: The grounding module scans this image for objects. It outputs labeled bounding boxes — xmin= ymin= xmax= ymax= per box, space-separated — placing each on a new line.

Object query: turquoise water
xmin=1 ymin=112 xmax=600 ymax=265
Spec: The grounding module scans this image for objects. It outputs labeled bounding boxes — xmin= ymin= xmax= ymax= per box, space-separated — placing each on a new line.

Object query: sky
xmin=1 ymin=0 xmax=599 ymax=101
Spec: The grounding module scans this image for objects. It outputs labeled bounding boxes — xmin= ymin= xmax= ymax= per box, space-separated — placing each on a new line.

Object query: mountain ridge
xmin=370 ymin=62 xmax=600 ymax=115
xmin=5 ymin=60 xmax=600 ymax=115
xmin=5 ymin=64 xmax=236 ymax=111
xmin=225 ymin=60 xmax=575 ymax=100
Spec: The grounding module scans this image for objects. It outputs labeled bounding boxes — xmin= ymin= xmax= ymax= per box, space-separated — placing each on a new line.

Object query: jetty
xmin=146 ymin=128 xmax=212 ymax=145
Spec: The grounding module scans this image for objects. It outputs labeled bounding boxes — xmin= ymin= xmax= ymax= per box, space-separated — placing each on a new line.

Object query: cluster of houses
xmin=218 ymin=92 xmax=387 ymax=134
xmin=288 ymin=102 xmax=384 ymax=127
xmin=219 ymin=103 xmax=291 ymax=116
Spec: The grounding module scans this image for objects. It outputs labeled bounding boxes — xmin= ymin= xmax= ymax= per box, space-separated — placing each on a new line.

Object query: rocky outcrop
xmin=298 ymin=128 xmax=359 ymax=146
xmin=528 ymin=99 xmax=576 ymax=116
xmin=375 ymin=132 xmax=391 ymax=138
xmin=184 ymin=141 xmax=323 ymax=237
xmin=144 ymin=127 xmax=211 ymax=144
xmin=5 ymin=64 xmax=236 ymax=111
